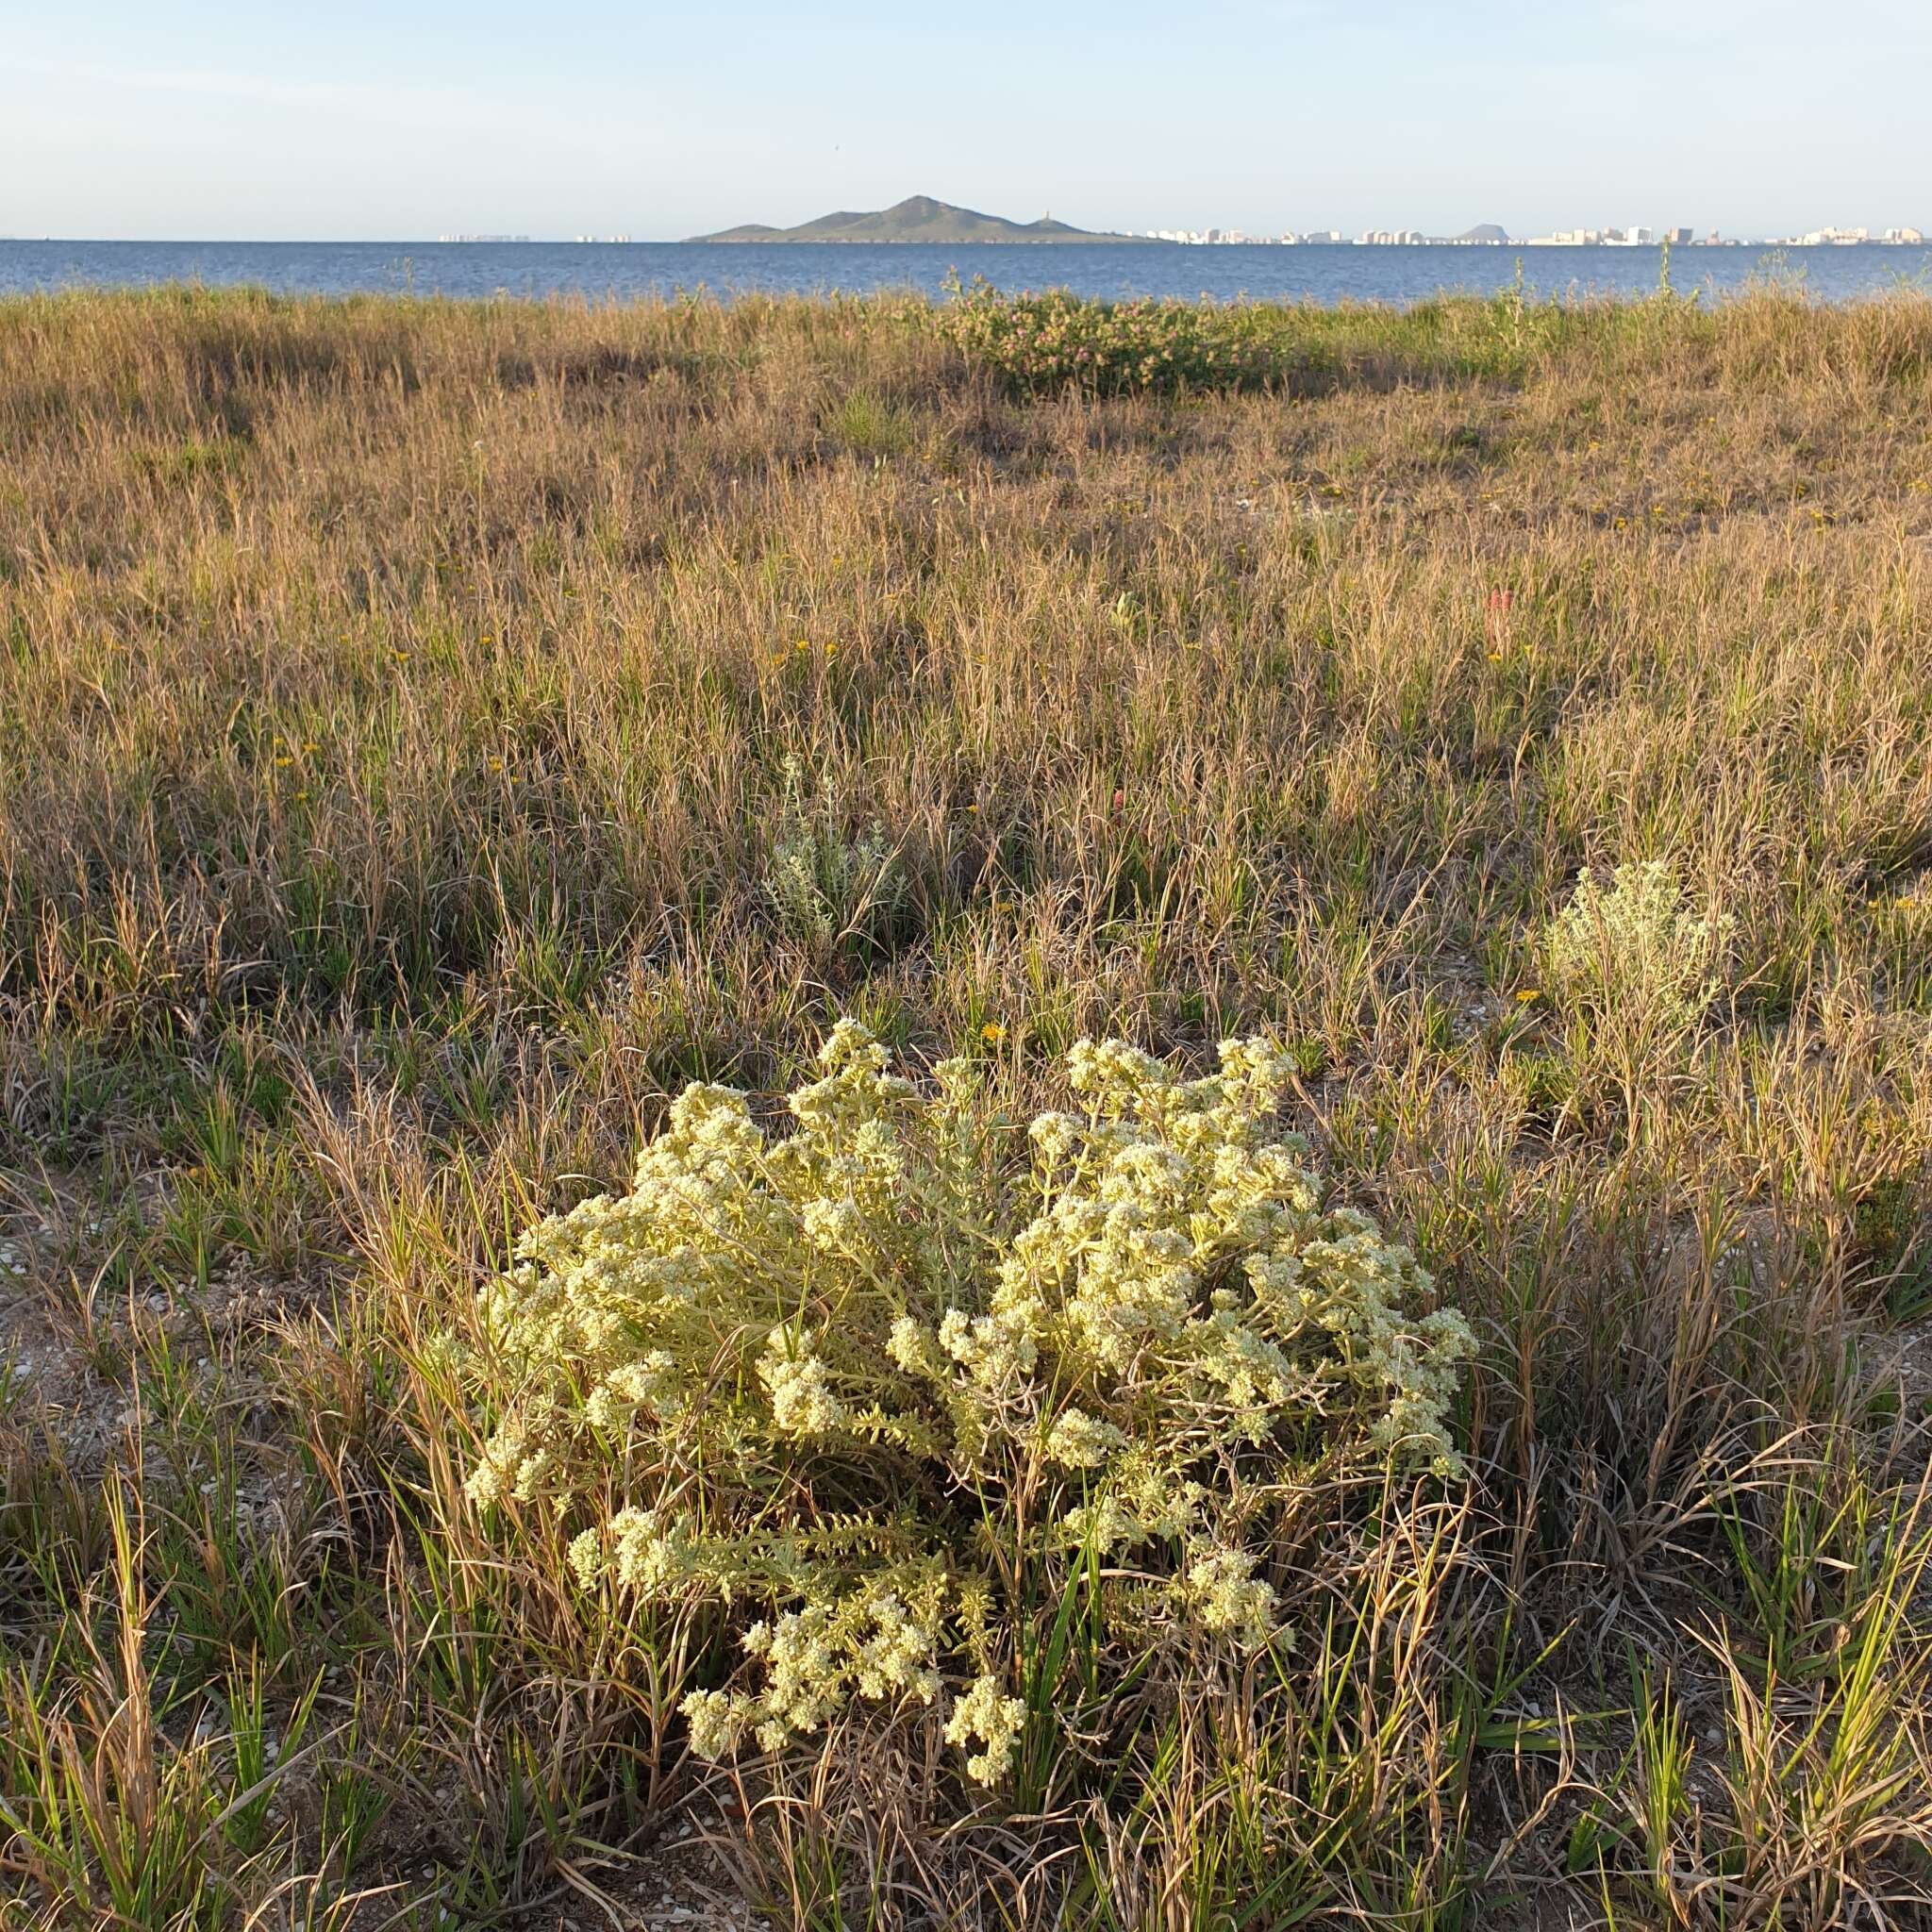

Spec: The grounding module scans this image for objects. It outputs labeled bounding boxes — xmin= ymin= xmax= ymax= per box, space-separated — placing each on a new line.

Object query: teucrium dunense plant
xmin=464 ymin=1021 xmax=1474 ymax=1787
xmin=765 ymin=753 xmax=902 ymax=956
xmin=1541 ymin=858 xmax=1733 ymax=1039
xmin=1537 ymin=859 xmax=1737 ymax=1137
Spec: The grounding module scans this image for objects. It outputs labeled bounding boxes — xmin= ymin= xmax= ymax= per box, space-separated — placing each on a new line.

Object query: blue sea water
xmin=1 ymin=239 xmax=1927 ymax=307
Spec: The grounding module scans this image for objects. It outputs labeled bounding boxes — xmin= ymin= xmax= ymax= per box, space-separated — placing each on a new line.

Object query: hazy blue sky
xmin=5 ymin=0 xmax=1928 ymax=241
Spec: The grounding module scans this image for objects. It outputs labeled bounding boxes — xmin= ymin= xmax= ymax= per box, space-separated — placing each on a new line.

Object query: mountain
xmin=1454 ymin=224 xmax=1510 ymax=243
xmin=690 ymin=194 xmax=1142 ymax=244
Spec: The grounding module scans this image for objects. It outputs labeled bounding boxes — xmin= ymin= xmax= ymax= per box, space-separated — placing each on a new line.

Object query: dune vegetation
xmin=2 ymin=281 xmax=1931 ymax=1929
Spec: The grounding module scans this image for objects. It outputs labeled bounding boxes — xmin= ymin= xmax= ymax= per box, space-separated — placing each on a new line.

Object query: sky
xmin=4 ymin=0 xmax=1929 ymax=242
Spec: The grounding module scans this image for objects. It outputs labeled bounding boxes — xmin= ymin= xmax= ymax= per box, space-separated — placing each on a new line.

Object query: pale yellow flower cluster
xmin=464 ymin=1019 xmax=1474 ymax=1787
xmin=758 ymin=1323 xmax=847 ymax=1437
xmin=1043 ymin=1405 xmax=1126 ymax=1469
xmin=944 ymin=1673 xmax=1028 ymax=1788
xmin=1179 ymin=1544 xmax=1278 ymax=1644
xmin=679 ymin=1581 xmax=947 ymax=1757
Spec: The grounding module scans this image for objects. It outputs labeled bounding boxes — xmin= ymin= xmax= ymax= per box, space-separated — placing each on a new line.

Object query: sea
xmin=1 ymin=239 xmax=1927 ymax=308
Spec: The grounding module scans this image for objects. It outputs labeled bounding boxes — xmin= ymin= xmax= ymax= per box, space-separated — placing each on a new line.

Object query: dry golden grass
xmin=1 ymin=284 xmax=1931 ymax=1928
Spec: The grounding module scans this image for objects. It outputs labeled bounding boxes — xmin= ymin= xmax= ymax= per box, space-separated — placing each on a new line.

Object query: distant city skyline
xmin=1133 ymin=224 xmax=1925 ymax=248
xmin=4 ymin=1 xmax=1930 ymax=242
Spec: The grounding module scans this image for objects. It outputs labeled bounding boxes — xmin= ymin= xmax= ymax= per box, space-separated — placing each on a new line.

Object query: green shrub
xmin=463 ymin=1021 xmax=1473 ymax=1789
xmin=939 ymin=279 xmax=1284 ymax=396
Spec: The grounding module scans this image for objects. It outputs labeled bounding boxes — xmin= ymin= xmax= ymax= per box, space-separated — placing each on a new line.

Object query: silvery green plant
xmin=766 ymin=753 xmax=903 ymax=955
xmin=1541 ymin=859 xmax=1734 ymax=1040
xmin=1537 ymin=859 xmax=1737 ymax=1138
xmin=464 ymin=1022 xmax=1474 ymax=1788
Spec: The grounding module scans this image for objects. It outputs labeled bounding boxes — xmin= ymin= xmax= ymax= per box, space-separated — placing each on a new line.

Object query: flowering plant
xmin=465 ymin=1022 xmax=1473 ymax=1787
xmin=939 ymin=279 xmax=1283 ymax=396
xmin=1541 ymin=858 xmax=1733 ymax=1036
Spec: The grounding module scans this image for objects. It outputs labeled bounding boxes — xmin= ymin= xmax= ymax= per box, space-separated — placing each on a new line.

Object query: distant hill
xmin=1454 ymin=224 xmax=1510 ymax=243
xmin=691 ymin=194 xmax=1143 ymax=244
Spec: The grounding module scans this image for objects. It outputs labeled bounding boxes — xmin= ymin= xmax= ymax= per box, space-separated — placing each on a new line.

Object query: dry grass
xmin=2 ymin=283 xmax=1931 ymax=1928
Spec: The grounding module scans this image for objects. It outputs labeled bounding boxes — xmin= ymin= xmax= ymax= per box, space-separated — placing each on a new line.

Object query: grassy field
xmin=2 ymin=283 xmax=1931 ymax=1929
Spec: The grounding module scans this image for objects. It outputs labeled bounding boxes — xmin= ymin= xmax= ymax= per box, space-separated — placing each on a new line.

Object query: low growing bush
xmin=764 ymin=753 xmax=904 ymax=959
xmin=939 ymin=279 xmax=1284 ymax=395
xmin=1541 ymin=858 xmax=1734 ymax=1037
xmin=1537 ymin=859 xmax=1738 ymax=1136
xmin=463 ymin=1021 xmax=1473 ymax=1791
